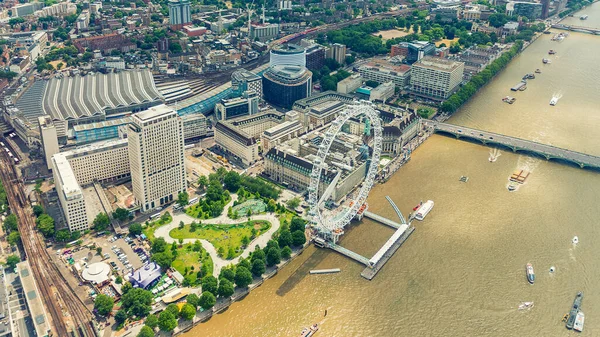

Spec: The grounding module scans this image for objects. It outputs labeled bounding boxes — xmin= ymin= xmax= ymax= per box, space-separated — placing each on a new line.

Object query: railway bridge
xmin=423 ymin=120 xmax=600 ymax=169
xmin=551 ymin=24 xmax=600 ymax=35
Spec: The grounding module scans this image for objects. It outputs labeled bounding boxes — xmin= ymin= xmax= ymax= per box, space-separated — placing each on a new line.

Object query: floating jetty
xmin=361 ymin=225 xmax=415 ymax=280
xmin=511 ymin=82 xmax=527 ymax=91
xmin=309 ymin=268 xmax=341 ymax=275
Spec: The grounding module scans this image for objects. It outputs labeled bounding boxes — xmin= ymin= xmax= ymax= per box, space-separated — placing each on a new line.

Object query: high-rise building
xmin=305 ymin=44 xmax=325 ymax=70
xmin=250 ymin=23 xmax=280 ymax=42
xmin=214 ymin=93 xmax=260 ymax=121
xmin=505 ymin=1 xmax=542 ymax=19
xmin=541 ymin=0 xmax=550 ymax=19
xmin=38 ymin=116 xmax=59 ymax=170
xmin=410 ymin=57 xmax=464 ymax=100
xmin=270 ymin=44 xmax=306 ymax=67
xmin=168 ymin=0 xmax=191 ymax=30
xmin=262 ymin=65 xmax=312 ymax=109
xmin=231 ymin=69 xmax=263 ymax=97
xmin=127 ymin=105 xmax=186 ymax=213
xmin=327 ymin=43 xmax=347 ymax=65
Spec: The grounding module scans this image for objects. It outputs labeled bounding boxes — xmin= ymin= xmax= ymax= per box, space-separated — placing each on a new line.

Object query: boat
xmin=535 ymin=68 xmax=541 ymax=74
xmin=550 ymin=96 xmax=559 ymax=106
xmin=511 ymin=82 xmax=527 ymax=91
xmin=566 ymin=292 xmax=583 ymax=329
xmin=300 ymin=324 xmax=319 ymax=337
xmin=543 ymin=30 xmax=552 ymax=34
xmin=519 ymin=302 xmax=534 ymax=310
xmin=548 ymin=50 xmax=556 ymax=55
xmin=508 ymin=181 xmax=519 ymax=191
xmin=542 ymin=58 xmax=551 ymax=64
xmin=502 ymin=96 xmax=516 ymax=104
xmin=523 ymin=73 xmax=535 ymax=80
xmin=580 ymin=14 xmax=588 ymax=20
xmin=526 ymin=263 xmax=535 ymax=284
xmin=413 ymin=203 xmax=421 ymax=211
xmin=414 ymin=200 xmax=434 ymax=221
xmin=519 ymin=86 xmax=527 ymax=91
xmin=572 ymin=236 xmax=579 ymax=244
xmin=574 ymin=311 xmax=585 ymax=332
xmin=550 ymin=266 xmax=556 ymax=273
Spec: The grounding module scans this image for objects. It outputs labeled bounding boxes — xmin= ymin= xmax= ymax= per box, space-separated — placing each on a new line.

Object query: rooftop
xmin=413 ymin=56 xmax=464 ymax=72
xmin=133 ymin=104 xmax=176 ymax=122
xmin=17 ymin=261 xmax=50 ymax=337
xmin=128 ymin=262 xmax=163 ymax=289
xmin=271 ymin=44 xmax=305 ymax=55
xmin=81 ymin=262 xmax=111 ymax=284
xmin=360 ymin=60 xmax=411 ymax=75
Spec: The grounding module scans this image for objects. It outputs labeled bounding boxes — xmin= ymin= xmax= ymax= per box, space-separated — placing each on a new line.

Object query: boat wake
xmin=489 ymin=148 xmax=501 ymax=162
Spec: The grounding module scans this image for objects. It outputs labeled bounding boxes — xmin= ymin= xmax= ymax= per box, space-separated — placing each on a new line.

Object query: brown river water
xmin=185 ymin=5 xmax=600 ymax=336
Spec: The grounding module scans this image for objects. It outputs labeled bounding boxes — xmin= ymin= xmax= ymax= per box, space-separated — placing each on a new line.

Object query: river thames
xmin=186 ymin=5 xmax=600 ymax=336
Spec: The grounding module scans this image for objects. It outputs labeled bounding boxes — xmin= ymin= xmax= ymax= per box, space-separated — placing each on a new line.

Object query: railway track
xmin=0 ymin=152 xmax=97 ymax=337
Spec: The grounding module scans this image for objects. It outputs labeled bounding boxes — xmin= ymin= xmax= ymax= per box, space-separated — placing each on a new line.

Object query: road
xmin=154 ymin=195 xmax=281 ymax=275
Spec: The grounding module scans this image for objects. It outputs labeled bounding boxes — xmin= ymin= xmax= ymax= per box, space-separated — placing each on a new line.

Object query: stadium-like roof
xmin=18 ymin=69 xmax=162 ymax=123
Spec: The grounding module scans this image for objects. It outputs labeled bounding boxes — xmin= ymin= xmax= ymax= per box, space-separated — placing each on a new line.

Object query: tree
xmin=266 ymin=247 xmax=281 ymax=267
xmin=36 ymin=214 xmax=55 ymax=238
xmin=251 ymin=246 xmax=265 ymax=262
xmin=32 ymin=205 xmax=44 ymax=217
xmin=201 ymin=275 xmax=218 ymax=296
xmin=7 ymin=232 xmax=20 ymax=246
xmin=137 ymin=326 xmax=154 ymax=337
xmin=121 ymin=288 xmax=153 ymax=318
xmin=219 ymin=268 xmax=235 ymax=283
xmin=292 ymin=230 xmax=306 ymax=247
xmin=169 ymin=42 xmax=182 ymax=54
xmin=151 ymin=237 xmax=167 ymax=253
xmin=55 ymin=229 xmax=71 ymax=242
xmin=93 ymin=213 xmax=110 ymax=232
xmin=223 ymin=171 xmax=241 ymax=191
xmin=198 ymin=291 xmax=216 ymax=310
xmin=158 ymin=310 xmax=177 ymax=332
xmin=198 ymin=175 xmax=208 ymax=190
xmin=177 ymin=191 xmax=189 ymax=208
xmin=217 ymin=278 xmax=234 ymax=297
xmin=115 ymin=276 xmax=123 ymax=284
xmin=115 ymin=310 xmax=127 ymax=325
xmin=290 ymin=217 xmax=306 ymax=232
xmin=5 ymin=255 xmax=20 ymax=269
xmin=145 ymin=314 xmax=158 ymax=329
xmin=281 ymin=246 xmax=292 ymax=260
xmin=186 ymin=293 xmax=200 ymax=309
xmin=129 ymin=223 xmax=142 ymax=236
xmin=278 ymin=230 xmax=292 ymax=248
xmin=121 ymin=282 xmax=133 ymax=295
xmin=180 ymin=303 xmax=196 ymax=320
xmin=165 ymin=303 xmax=180 ymax=317
xmin=96 ymin=247 xmax=103 ymax=255
xmin=234 ymin=266 xmax=253 ymax=288
xmin=113 ymin=207 xmax=131 ymax=222
xmin=94 ymin=294 xmax=114 ymax=317
xmin=286 ymin=197 xmax=301 ymax=210
xmin=151 ymin=251 xmax=174 ymax=269
xmin=251 ymin=258 xmax=266 ymax=277
xmin=3 ymin=214 xmax=18 ymax=232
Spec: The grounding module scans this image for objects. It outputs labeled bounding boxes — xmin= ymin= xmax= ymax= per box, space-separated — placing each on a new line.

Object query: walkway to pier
xmin=423 ymin=120 xmax=600 ymax=169
xmin=327 ymin=243 xmax=370 ymax=266
xmin=363 ymin=211 xmax=402 ymax=229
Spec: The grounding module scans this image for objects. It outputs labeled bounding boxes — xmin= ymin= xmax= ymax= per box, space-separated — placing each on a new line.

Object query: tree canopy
xmin=94 ymin=294 xmax=114 ymax=317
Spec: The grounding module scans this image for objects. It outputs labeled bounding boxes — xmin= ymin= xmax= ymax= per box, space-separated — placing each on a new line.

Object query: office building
xmin=406 ymin=41 xmax=436 ymax=64
xmin=327 ymin=43 xmax=347 ymax=65
xmin=183 ymin=114 xmax=210 ymax=140
xmin=262 ymin=65 xmax=312 ymax=109
xmin=214 ymin=92 xmax=259 ymax=121
xmin=38 ymin=116 xmax=59 ymax=170
xmin=250 ymin=23 xmax=280 ymax=42
xmin=390 ymin=42 xmax=409 ymax=57
xmin=410 ymin=57 xmax=464 ymax=100
xmin=305 ymin=44 xmax=325 ymax=70
xmin=127 ymin=105 xmax=186 ymax=213
xmin=541 ymin=0 xmax=550 ymax=18
xmin=264 ymin=148 xmax=334 ymax=193
xmin=337 ymin=74 xmax=363 ymax=94
xmin=506 ymin=1 xmax=542 ymax=19
xmin=270 ymin=44 xmax=306 ymax=67
xmin=168 ymin=0 xmax=191 ymax=30
xmin=214 ymin=122 xmax=259 ymax=166
xmin=52 ymin=139 xmax=130 ymax=232
xmin=261 ymin=120 xmax=303 ymax=151
xmin=358 ymin=61 xmax=412 ymax=90
xmin=72 ymin=117 xmax=132 ymax=145
xmin=370 ymin=81 xmax=395 ymax=103
xmin=231 ymin=69 xmax=263 ymax=98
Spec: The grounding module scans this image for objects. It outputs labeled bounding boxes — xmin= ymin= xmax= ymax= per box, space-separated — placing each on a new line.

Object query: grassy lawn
xmin=142 ymin=213 xmax=172 ymax=241
xmin=185 ymin=195 xmax=231 ymax=219
xmin=169 ymin=220 xmax=271 ymax=259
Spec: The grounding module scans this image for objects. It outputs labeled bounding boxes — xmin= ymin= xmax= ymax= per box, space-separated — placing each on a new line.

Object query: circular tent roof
xmin=81 ymin=262 xmax=111 ymax=284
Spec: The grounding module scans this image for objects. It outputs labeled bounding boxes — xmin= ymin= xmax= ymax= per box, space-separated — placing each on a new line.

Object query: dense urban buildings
xmin=410 ymin=57 xmax=465 ymax=100
xmin=127 ymin=105 xmax=187 ymax=213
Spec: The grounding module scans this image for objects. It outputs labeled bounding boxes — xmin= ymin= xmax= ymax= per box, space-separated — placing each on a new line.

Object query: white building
xmin=182 ymin=114 xmax=210 ymax=140
xmin=370 ymin=81 xmax=395 ymax=103
xmin=38 ymin=116 xmax=59 ymax=170
xmin=337 ymin=74 xmax=363 ymax=94
xmin=52 ymin=139 xmax=129 ymax=232
xmin=127 ymin=105 xmax=187 ymax=213
xmin=261 ymin=120 xmax=302 ymax=152
xmin=358 ymin=61 xmax=412 ymax=90
xmin=410 ymin=56 xmax=464 ymax=100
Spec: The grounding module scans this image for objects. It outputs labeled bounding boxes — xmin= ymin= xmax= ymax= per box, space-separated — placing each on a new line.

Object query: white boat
xmin=572 ymin=236 xmax=579 ymax=244
xmin=414 ymin=200 xmax=434 ymax=221
xmin=580 ymin=14 xmax=588 ymax=20
xmin=550 ymin=96 xmax=559 ymax=106
xmin=518 ymin=302 xmax=534 ymax=310
xmin=574 ymin=311 xmax=585 ymax=332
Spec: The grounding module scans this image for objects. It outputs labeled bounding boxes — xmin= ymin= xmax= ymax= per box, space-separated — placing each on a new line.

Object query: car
xmin=489 ymin=137 xmax=493 ymax=140
xmin=480 ymin=133 xmax=484 ymax=136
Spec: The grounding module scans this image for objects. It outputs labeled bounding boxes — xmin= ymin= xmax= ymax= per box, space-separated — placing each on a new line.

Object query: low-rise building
xmin=128 ymin=262 xmax=163 ymax=289
xmin=337 ymin=74 xmax=363 ymax=94
xmin=358 ymin=60 xmax=411 ymax=90
xmin=370 ymin=81 xmax=395 ymax=103
xmin=214 ymin=121 xmax=258 ymax=166
xmin=261 ymin=120 xmax=302 ymax=152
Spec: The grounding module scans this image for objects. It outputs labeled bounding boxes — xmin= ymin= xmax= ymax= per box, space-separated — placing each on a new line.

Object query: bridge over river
xmin=551 ymin=24 xmax=600 ymax=35
xmin=423 ymin=120 xmax=600 ymax=169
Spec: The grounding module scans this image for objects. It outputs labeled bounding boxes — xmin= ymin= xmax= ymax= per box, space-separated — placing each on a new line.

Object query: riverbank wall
xmin=171 ymin=243 xmax=310 ymax=336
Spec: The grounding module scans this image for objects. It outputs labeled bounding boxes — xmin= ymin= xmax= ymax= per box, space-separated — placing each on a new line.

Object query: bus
xmin=173 ymin=204 xmax=183 ymax=211
xmin=150 ymin=213 xmax=161 ymax=220
xmin=188 ymin=197 xmax=198 ymax=205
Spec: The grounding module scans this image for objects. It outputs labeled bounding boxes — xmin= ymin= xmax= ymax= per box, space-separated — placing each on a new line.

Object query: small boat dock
xmin=361 ymin=225 xmax=415 ymax=280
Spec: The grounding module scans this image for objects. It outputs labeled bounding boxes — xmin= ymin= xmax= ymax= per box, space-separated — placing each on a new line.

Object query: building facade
xmin=250 ymin=23 xmax=280 ymax=42
xmin=262 ymin=65 xmax=312 ymax=109
xmin=168 ymin=0 xmax=191 ymax=30
xmin=127 ymin=105 xmax=186 ymax=213
xmin=214 ymin=122 xmax=259 ymax=166
xmin=358 ymin=61 xmax=412 ymax=90
xmin=270 ymin=44 xmax=306 ymax=67
xmin=231 ymin=68 xmax=263 ymax=97
xmin=183 ymin=114 xmax=210 ymax=140
xmin=261 ymin=120 xmax=302 ymax=152
xmin=337 ymin=74 xmax=363 ymax=94
xmin=38 ymin=116 xmax=59 ymax=170
xmin=328 ymin=43 xmax=347 ymax=65
xmin=409 ymin=57 xmax=464 ymax=100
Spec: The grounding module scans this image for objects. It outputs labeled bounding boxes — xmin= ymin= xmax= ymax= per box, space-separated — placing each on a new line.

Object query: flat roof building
xmin=410 ymin=56 xmax=464 ymax=100
xmin=17 ymin=261 xmax=51 ymax=337
xmin=358 ymin=61 xmax=412 ymax=90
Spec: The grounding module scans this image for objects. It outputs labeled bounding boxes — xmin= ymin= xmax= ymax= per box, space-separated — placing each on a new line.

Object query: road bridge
xmin=423 ymin=120 xmax=600 ymax=169
xmin=551 ymin=24 xmax=600 ymax=35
